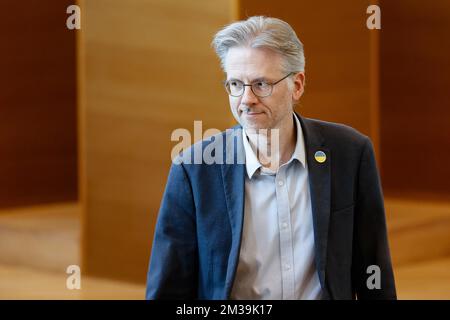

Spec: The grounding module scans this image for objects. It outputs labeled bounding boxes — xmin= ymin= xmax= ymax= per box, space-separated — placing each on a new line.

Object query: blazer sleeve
xmin=351 ymin=138 xmax=397 ymax=299
xmin=145 ymin=161 xmax=198 ymax=299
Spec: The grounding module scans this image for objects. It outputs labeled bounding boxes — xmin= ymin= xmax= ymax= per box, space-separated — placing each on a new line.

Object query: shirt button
xmin=285 ymin=264 xmax=291 ymax=270
xmin=278 ymin=180 xmax=284 ymax=186
xmin=281 ymin=222 xmax=288 ymax=229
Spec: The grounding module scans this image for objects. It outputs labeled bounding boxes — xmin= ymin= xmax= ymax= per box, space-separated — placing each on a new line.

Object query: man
xmin=146 ymin=16 xmax=396 ymax=300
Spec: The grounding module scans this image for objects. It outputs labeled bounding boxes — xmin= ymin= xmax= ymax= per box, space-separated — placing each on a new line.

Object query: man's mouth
xmin=241 ymin=109 xmax=264 ymax=116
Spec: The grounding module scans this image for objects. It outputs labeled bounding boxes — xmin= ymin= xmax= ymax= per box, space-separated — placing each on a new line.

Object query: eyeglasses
xmin=224 ymin=73 xmax=293 ymax=98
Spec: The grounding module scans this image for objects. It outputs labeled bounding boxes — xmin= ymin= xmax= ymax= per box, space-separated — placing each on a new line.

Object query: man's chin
xmin=241 ymin=121 xmax=270 ymax=131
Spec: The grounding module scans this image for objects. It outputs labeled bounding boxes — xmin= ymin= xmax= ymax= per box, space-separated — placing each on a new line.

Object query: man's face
xmin=224 ymin=47 xmax=304 ymax=130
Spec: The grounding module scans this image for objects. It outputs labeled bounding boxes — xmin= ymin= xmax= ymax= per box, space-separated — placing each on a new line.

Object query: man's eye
xmin=255 ymin=82 xmax=268 ymax=88
xmin=230 ymin=81 xmax=243 ymax=88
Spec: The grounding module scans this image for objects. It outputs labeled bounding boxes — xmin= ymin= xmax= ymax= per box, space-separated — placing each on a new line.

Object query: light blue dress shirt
xmin=230 ymin=113 xmax=322 ymax=300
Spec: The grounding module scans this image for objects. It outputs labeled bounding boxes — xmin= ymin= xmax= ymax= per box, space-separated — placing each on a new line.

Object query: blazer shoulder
xmin=303 ymin=117 xmax=369 ymax=147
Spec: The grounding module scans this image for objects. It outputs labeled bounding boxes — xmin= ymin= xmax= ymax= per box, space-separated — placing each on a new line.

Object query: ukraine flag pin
xmin=314 ymin=150 xmax=326 ymax=163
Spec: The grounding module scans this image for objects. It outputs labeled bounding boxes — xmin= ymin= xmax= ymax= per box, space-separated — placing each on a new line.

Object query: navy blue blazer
xmin=146 ymin=115 xmax=396 ymax=300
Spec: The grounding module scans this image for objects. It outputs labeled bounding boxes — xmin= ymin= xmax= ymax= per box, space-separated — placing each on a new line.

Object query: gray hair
xmin=212 ymin=16 xmax=305 ymax=73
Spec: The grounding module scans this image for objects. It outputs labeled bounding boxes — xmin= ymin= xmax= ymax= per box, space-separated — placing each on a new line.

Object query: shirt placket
xmin=275 ymin=166 xmax=295 ymax=299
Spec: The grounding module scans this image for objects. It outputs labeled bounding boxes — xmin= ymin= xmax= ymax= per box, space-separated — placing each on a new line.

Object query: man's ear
xmin=292 ymin=72 xmax=305 ymax=101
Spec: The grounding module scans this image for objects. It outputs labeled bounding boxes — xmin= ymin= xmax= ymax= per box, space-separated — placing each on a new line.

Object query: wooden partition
xmin=0 ymin=0 xmax=78 ymax=208
xmin=379 ymin=0 xmax=450 ymax=199
xmin=79 ymin=0 xmax=233 ymax=282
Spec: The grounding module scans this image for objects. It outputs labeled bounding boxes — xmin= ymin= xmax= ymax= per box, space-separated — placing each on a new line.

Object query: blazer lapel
xmin=221 ymin=126 xmax=246 ymax=298
xmin=298 ymin=115 xmax=331 ymax=295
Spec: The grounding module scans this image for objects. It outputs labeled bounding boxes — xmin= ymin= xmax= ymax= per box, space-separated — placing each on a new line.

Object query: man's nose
xmin=241 ymin=85 xmax=259 ymax=105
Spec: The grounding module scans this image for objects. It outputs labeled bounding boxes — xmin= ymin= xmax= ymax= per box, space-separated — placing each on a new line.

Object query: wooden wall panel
xmin=386 ymin=198 xmax=450 ymax=267
xmin=379 ymin=0 xmax=450 ymax=198
xmin=0 ymin=1 xmax=78 ymax=208
xmin=238 ymin=0 xmax=376 ymax=140
xmin=79 ymin=0 xmax=232 ymax=282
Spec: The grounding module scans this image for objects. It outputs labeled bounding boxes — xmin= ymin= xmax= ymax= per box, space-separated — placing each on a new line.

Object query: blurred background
xmin=1 ymin=0 xmax=449 ymax=299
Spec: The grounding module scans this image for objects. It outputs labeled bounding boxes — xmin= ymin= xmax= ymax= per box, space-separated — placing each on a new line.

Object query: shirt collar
xmin=242 ymin=113 xmax=306 ymax=179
